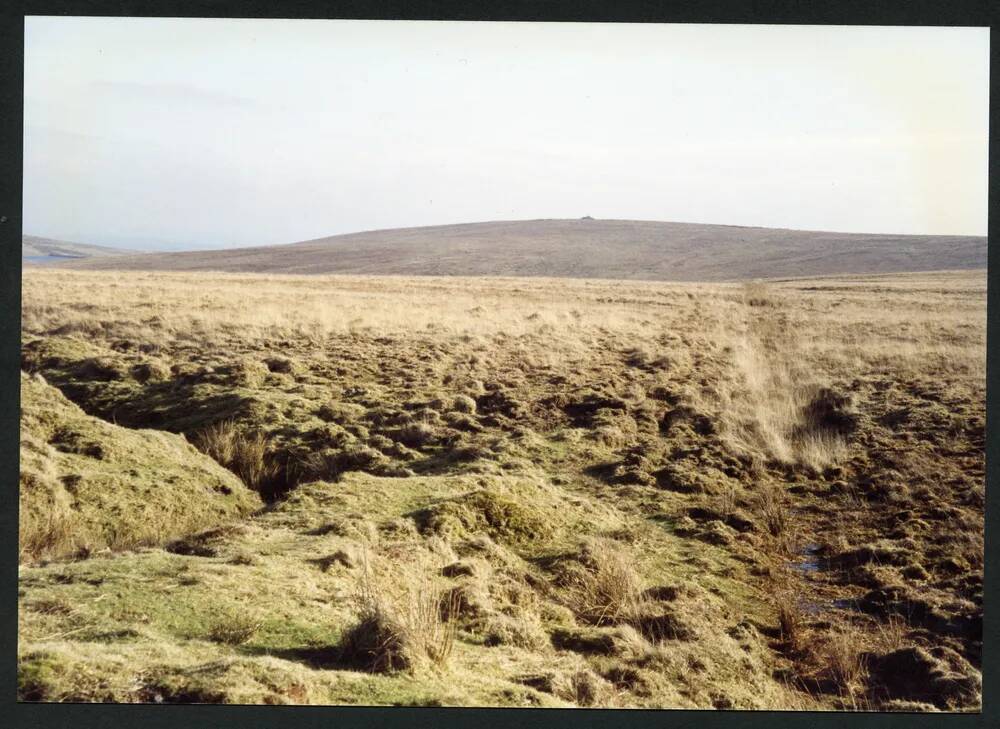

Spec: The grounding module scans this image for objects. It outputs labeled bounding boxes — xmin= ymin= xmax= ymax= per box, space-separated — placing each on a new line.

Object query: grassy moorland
xmin=18 ymin=268 xmax=984 ymax=710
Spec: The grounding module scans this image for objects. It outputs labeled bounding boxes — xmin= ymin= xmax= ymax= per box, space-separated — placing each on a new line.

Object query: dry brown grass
xmin=564 ymin=539 xmax=645 ymax=625
xmin=776 ymin=598 xmax=805 ymax=654
xmin=18 ymin=492 xmax=79 ymax=563
xmin=821 ymin=629 xmax=868 ymax=700
xmin=706 ymin=283 xmax=852 ymax=469
xmin=341 ymin=551 xmax=460 ymax=674
xmin=207 ymin=612 xmax=263 ymax=646
xmin=756 ymin=485 xmax=790 ymax=541
xmin=17 ymin=267 xmax=985 ymax=710
xmin=193 ymin=421 xmax=281 ymax=497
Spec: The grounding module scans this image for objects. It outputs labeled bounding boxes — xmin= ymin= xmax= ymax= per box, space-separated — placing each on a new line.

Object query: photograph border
xmin=1 ymin=2 xmax=995 ymax=727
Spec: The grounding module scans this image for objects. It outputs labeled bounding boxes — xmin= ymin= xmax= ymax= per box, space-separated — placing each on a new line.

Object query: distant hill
xmin=53 ymin=219 xmax=987 ymax=282
xmin=23 ymin=235 xmax=139 ymax=260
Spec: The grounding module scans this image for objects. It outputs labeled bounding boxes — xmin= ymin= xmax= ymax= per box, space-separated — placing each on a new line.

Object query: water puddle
xmin=788 ymin=543 xmax=861 ymax=615
xmin=831 ymin=598 xmax=857 ymax=611
xmin=796 ymin=597 xmax=826 ymax=616
xmin=789 ymin=542 xmax=823 ymax=574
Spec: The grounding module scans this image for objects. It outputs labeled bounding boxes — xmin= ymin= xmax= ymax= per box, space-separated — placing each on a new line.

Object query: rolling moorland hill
xmin=53 ymin=219 xmax=987 ymax=281
xmin=23 ymin=235 xmax=138 ymax=260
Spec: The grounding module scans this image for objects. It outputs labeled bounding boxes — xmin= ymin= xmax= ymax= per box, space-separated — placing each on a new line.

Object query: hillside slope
xmin=23 ymin=235 xmax=139 ymax=259
xmin=19 ymin=367 xmax=261 ymax=563
xmin=55 ymin=219 xmax=986 ymax=281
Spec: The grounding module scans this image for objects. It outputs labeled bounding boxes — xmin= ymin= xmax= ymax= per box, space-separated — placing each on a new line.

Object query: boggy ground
xmin=18 ymin=268 xmax=985 ymax=710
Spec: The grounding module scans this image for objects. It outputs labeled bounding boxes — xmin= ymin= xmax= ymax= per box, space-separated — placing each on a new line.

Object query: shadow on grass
xmin=238 ymin=644 xmax=347 ymax=670
xmin=46 ymin=376 xmax=258 ymax=435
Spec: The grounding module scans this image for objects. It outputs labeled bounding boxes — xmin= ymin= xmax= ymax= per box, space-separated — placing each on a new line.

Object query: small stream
xmin=789 ymin=542 xmax=822 ymax=574
xmin=788 ymin=542 xmax=858 ymax=615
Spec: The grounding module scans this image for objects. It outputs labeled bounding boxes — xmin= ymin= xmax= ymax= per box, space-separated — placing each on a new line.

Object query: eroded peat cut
xmin=18 ymin=269 xmax=985 ymax=709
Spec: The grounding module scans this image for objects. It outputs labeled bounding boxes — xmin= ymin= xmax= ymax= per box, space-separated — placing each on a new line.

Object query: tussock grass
xmin=18 ymin=495 xmax=79 ymax=564
xmin=821 ymin=629 xmax=867 ymax=699
xmin=193 ymin=421 xmax=282 ymax=498
xmin=565 ymin=538 xmax=645 ymax=625
xmin=776 ymin=597 xmax=805 ymax=654
xmin=207 ymin=612 xmax=262 ymax=646
xmin=756 ymin=485 xmax=790 ymax=540
xmin=482 ymin=614 xmax=550 ymax=651
xmin=340 ymin=552 xmax=459 ymax=674
xmin=397 ymin=422 xmax=437 ymax=448
xmin=450 ymin=395 xmax=477 ymax=414
xmin=566 ymin=669 xmax=613 ymax=707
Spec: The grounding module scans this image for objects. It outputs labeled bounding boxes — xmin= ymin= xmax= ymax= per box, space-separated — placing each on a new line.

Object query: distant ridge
xmin=23 ymin=235 xmax=139 ymax=260
xmin=54 ymin=219 xmax=987 ymax=282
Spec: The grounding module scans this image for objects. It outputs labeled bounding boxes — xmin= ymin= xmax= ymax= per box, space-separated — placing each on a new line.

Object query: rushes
xmin=776 ymin=598 xmax=804 ymax=654
xmin=194 ymin=421 xmax=240 ymax=465
xmin=340 ymin=552 xmax=459 ymax=674
xmin=756 ymin=485 xmax=789 ymax=539
xmin=774 ymin=590 xmax=869 ymax=703
xmin=207 ymin=611 xmax=262 ymax=645
xmin=565 ymin=538 xmax=644 ymax=625
xmin=718 ymin=483 xmax=739 ymax=518
xmin=18 ymin=499 xmax=79 ymax=563
xmin=821 ymin=629 xmax=867 ymax=699
xmin=194 ymin=421 xmax=281 ymax=497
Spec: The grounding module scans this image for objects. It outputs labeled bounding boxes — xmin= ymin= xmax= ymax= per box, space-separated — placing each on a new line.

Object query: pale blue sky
xmin=24 ymin=18 xmax=989 ymax=250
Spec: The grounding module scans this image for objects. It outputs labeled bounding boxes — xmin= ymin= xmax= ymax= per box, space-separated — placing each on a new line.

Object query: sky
xmin=24 ymin=18 xmax=989 ymax=251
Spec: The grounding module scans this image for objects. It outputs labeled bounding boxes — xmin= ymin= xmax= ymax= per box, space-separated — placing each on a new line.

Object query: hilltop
xmin=53 ymin=219 xmax=986 ymax=281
